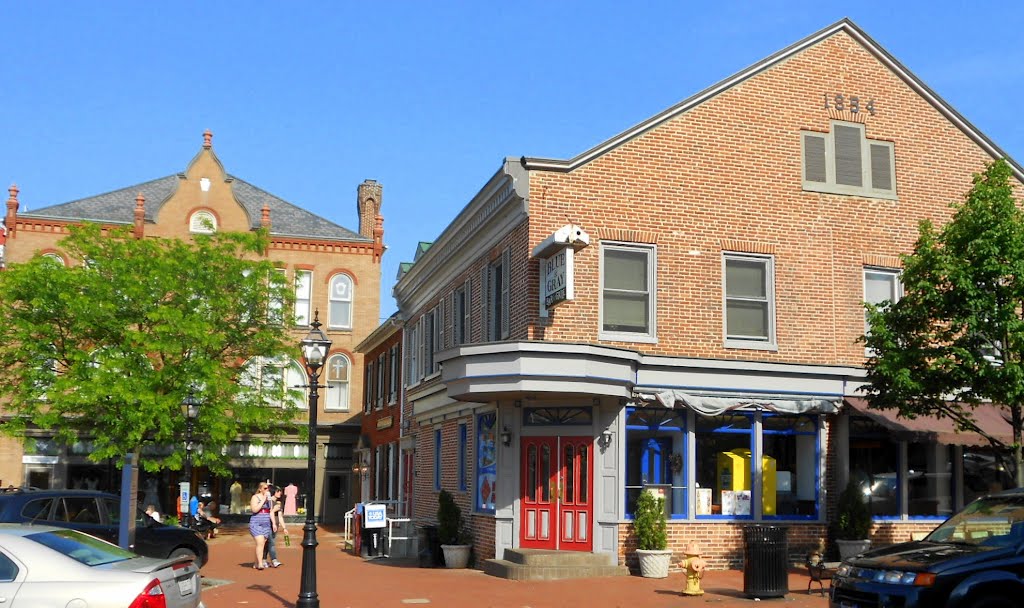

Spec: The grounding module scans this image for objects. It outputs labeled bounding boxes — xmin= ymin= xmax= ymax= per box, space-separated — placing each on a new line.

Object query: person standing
xmin=263 ymin=485 xmax=288 ymax=567
xmin=248 ymin=482 xmax=273 ymax=569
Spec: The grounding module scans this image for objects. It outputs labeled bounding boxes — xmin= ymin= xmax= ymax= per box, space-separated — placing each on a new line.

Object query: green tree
xmin=863 ymin=159 xmax=1024 ymax=486
xmin=0 ymin=224 xmax=300 ymax=474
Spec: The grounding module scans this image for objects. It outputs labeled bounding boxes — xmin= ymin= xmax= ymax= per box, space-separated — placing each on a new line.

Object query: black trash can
xmin=743 ymin=525 xmax=789 ymax=598
xmin=418 ymin=525 xmax=443 ymax=567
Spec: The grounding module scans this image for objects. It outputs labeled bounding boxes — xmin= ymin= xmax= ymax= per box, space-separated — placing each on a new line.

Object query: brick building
xmin=0 ymin=131 xmax=383 ymax=524
xmin=389 ymin=19 xmax=1023 ymax=572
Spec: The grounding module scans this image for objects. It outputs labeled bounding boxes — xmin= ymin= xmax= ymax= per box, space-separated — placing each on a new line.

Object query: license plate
xmin=178 ymin=576 xmax=195 ymax=596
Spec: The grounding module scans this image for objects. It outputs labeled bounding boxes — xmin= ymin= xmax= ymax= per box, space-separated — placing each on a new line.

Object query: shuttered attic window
xmin=801 ymin=121 xmax=896 ymax=199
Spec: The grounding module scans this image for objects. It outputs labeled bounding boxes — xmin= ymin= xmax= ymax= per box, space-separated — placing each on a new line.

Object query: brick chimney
xmin=261 ymin=203 xmax=271 ymax=229
xmin=133 ymin=193 xmax=146 ymax=239
xmin=203 ymin=129 xmax=213 ymax=149
xmin=5 ymin=184 xmax=19 ymax=237
xmin=357 ymin=180 xmax=382 ymax=239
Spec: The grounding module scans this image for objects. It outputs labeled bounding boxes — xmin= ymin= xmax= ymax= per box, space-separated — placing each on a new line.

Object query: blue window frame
xmin=458 ymin=423 xmax=468 ymax=491
xmin=761 ymin=413 xmax=819 ymax=520
xmin=434 ymin=429 xmax=442 ymax=491
xmin=625 ymin=407 xmax=686 ymax=519
xmin=695 ymin=412 xmax=754 ymax=519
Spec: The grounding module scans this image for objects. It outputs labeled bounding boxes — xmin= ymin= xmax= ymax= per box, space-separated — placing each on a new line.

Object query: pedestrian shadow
xmin=244 ymin=583 xmax=293 ymax=607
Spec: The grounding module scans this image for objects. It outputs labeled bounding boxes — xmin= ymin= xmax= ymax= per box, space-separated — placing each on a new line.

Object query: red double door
xmin=520 ymin=436 xmax=593 ymax=551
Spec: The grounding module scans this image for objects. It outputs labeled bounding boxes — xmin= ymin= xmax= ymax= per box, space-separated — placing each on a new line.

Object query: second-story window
xmin=363 ymin=358 xmax=373 ymax=413
xmin=329 ymin=274 xmax=353 ymax=330
xmin=451 ymin=280 xmax=470 ymax=346
xmin=325 ymin=354 xmax=350 ymax=411
xmin=864 ymin=267 xmax=902 ymax=352
xmin=481 ymin=249 xmax=510 ymax=341
xmin=294 ymin=270 xmax=312 ymax=327
xmin=376 ymin=353 xmax=386 ymax=409
xmin=723 ymin=253 xmax=776 ymax=349
xmin=388 ymin=344 xmax=399 ymax=403
xmin=600 ymin=242 xmax=657 ymax=342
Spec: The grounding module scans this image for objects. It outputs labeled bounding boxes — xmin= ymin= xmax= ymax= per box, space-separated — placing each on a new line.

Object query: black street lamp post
xmin=182 ymin=387 xmax=201 ymax=525
xmin=297 ymin=310 xmax=332 ymax=608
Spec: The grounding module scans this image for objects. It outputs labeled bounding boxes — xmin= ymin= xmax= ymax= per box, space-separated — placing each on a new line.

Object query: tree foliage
xmin=863 ymin=159 xmax=1024 ymax=485
xmin=0 ymin=224 xmax=300 ymax=473
xmin=834 ymin=480 xmax=872 ymax=540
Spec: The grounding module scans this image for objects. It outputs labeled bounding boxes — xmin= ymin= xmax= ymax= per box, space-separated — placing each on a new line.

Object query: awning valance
xmin=633 ymin=389 xmax=840 ymax=416
xmin=844 ymin=397 xmax=1013 ymax=447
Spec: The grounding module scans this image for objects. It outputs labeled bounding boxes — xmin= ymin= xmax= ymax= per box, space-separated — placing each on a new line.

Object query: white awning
xmin=633 ymin=389 xmax=840 ymax=416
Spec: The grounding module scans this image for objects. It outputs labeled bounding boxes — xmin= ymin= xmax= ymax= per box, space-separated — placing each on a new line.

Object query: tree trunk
xmin=1013 ymin=405 xmax=1023 ymax=489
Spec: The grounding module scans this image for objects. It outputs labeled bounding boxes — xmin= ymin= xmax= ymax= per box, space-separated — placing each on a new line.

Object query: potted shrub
xmin=834 ymin=479 xmax=873 ymax=560
xmin=633 ymin=489 xmax=672 ymax=578
xmin=437 ymin=490 xmax=472 ymax=568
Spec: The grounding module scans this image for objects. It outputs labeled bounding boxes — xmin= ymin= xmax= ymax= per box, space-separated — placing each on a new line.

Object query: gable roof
xmin=520 ymin=18 xmax=1024 ymax=182
xmin=20 ymin=173 xmax=368 ymax=242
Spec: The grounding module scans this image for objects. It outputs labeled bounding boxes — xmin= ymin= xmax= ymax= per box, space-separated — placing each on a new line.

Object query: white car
xmin=0 ymin=524 xmax=204 ymax=607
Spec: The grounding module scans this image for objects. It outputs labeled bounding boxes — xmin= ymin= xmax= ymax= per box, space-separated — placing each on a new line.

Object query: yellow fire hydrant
xmin=681 ymin=542 xmax=707 ymax=596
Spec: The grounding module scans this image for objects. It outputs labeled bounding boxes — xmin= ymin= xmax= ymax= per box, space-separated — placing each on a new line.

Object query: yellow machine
xmin=716 ymin=448 xmax=777 ymax=515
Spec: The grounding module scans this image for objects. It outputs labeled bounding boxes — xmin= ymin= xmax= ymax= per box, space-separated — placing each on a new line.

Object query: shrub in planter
xmin=833 ymin=479 xmax=873 ymax=560
xmin=437 ymin=490 xmax=472 ymax=568
xmin=633 ymin=489 xmax=671 ymax=578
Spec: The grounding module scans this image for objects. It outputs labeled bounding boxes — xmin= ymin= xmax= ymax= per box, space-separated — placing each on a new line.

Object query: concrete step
xmin=502 ymin=548 xmax=618 ymax=567
xmin=483 ymin=558 xmax=629 ymax=581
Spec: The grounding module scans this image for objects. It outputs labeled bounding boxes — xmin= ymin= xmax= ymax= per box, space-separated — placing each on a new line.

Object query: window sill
xmin=803 ymin=183 xmax=898 ymax=201
xmin=324 ymin=408 xmax=350 ymax=413
xmin=724 ymin=339 xmax=778 ymax=352
xmin=599 ymin=331 xmax=657 ymax=344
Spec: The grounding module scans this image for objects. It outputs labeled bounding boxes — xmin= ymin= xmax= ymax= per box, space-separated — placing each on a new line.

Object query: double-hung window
xmin=480 ymin=249 xmax=511 ymax=341
xmin=599 ymin=242 xmax=656 ymax=342
xmin=294 ymin=270 xmax=312 ymax=327
xmin=388 ymin=344 xmax=399 ymax=403
xmin=451 ymin=281 xmax=470 ymax=346
xmin=864 ymin=268 xmax=901 ymax=353
xmin=723 ymin=253 xmax=775 ymax=348
xmin=802 ymin=121 xmax=896 ymax=199
xmin=324 ymin=354 xmax=350 ymax=411
xmin=375 ymin=353 xmax=386 ymax=409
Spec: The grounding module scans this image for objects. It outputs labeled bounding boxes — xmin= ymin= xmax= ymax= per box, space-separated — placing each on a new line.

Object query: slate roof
xmin=21 ymin=174 xmax=368 ymax=242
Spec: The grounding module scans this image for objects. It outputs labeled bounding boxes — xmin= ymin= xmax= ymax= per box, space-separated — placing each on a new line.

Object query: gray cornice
xmin=393 ymin=158 xmax=529 ymax=314
xmin=520 ymin=18 xmax=1023 ymax=183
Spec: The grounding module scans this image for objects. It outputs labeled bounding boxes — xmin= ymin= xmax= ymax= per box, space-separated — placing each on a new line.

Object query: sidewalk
xmin=199 ymin=527 xmax=833 ymax=608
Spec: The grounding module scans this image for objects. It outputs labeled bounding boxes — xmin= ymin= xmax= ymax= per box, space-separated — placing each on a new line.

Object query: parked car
xmin=0 ymin=524 xmax=204 ymax=607
xmin=831 ymin=487 xmax=1024 ymax=608
xmin=0 ymin=488 xmax=208 ymax=568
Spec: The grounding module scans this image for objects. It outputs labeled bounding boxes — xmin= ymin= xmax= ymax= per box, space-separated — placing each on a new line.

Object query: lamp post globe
xmin=297 ymin=310 xmax=331 ymax=608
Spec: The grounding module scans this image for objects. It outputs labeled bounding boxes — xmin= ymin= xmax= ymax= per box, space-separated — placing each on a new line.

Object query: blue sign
xmin=363 ymin=503 xmax=387 ymax=529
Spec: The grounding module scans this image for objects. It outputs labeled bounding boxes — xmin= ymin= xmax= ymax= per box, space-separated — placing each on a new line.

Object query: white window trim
xmin=863 ymin=267 xmax=903 ymax=356
xmin=802 ymin=121 xmax=897 ymax=200
xmin=722 ymin=252 xmax=777 ymax=350
xmin=324 ymin=353 xmax=351 ymax=412
xmin=294 ymin=269 xmax=312 ymax=327
xmin=598 ymin=241 xmax=658 ymax=344
xmin=328 ymin=273 xmax=354 ymax=330
xmin=189 ymin=210 xmax=217 ymax=234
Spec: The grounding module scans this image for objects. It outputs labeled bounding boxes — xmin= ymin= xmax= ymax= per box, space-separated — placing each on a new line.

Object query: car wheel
xmin=970 ymin=595 xmax=1016 ymax=608
xmin=169 ymin=547 xmax=198 ymax=563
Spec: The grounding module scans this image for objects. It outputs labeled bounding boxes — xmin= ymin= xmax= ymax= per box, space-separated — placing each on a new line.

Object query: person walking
xmin=248 ymin=482 xmax=273 ymax=569
xmin=263 ymin=485 xmax=288 ymax=567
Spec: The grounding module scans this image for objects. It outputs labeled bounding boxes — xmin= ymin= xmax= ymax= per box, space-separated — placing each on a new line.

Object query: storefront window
xmin=695 ymin=413 xmax=753 ymax=518
xmin=625 ymin=408 xmax=685 ymax=518
xmin=762 ymin=414 xmax=818 ymax=518
xmin=849 ymin=417 xmax=900 ymax=518
xmin=906 ymin=443 xmax=954 ymax=518
xmin=963 ymin=447 xmax=1014 ymax=505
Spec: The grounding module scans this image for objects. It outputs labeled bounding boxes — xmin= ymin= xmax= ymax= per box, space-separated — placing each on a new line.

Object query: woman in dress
xmin=249 ymin=482 xmax=274 ymax=569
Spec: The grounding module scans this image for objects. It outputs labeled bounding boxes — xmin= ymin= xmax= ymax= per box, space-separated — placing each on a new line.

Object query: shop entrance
xmin=322 ymin=472 xmax=352 ymax=524
xmin=519 ymin=436 xmax=593 ymax=551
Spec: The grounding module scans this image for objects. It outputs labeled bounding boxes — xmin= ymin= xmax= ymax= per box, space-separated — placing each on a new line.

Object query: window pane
xmin=849 ymin=418 xmax=899 ymax=517
xmin=294 ymin=270 xmax=311 ymax=326
xmin=603 ymin=292 xmax=649 ymax=333
xmin=726 ymin=259 xmax=766 ymax=298
xmin=726 ymin=301 xmax=769 ymax=339
xmin=579 ymin=446 xmax=589 ymax=503
xmin=865 ymin=272 xmax=897 ymax=304
xmin=564 ymin=445 xmax=575 ymax=503
xmin=605 ymin=249 xmax=648 ymax=291
xmin=907 ymin=444 xmax=954 ymax=517
xmin=695 ymin=413 xmax=752 ymax=517
xmin=762 ymin=415 xmax=818 ymax=518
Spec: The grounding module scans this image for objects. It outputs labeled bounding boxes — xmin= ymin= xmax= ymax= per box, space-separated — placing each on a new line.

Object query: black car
xmin=0 ymin=488 xmax=208 ymax=567
xmin=831 ymin=488 xmax=1024 ymax=608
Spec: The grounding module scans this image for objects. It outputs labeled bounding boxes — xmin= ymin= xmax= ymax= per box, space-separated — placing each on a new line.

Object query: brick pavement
xmin=199 ymin=527 xmax=833 ymax=608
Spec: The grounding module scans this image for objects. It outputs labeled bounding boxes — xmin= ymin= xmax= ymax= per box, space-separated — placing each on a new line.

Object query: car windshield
xmin=926 ymin=494 xmax=1024 ymax=547
xmin=27 ymin=528 xmax=135 ymax=566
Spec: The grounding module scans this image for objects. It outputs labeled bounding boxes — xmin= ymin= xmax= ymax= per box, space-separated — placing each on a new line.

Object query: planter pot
xmin=636 ymin=549 xmax=673 ymax=578
xmin=441 ymin=544 xmax=472 ymax=569
xmin=836 ymin=539 xmax=872 ymax=561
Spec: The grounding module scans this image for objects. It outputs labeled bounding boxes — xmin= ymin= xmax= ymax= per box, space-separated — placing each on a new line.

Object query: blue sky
xmin=3 ymin=2 xmax=1022 ymax=320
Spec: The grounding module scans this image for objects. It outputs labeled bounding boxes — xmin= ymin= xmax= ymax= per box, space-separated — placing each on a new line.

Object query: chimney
xmin=133 ymin=193 xmax=145 ymax=239
xmin=357 ymin=180 xmax=382 ymax=239
xmin=203 ymin=129 xmax=213 ymax=149
xmin=5 ymin=184 xmax=19 ymax=237
xmin=261 ymin=203 xmax=271 ymax=229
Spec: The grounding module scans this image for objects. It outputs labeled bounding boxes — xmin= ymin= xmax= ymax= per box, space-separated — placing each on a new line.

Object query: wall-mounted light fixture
xmin=500 ymin=426 xmax=513 ymax=447
xmin=598 ymin=429 xmax=613 ymax=450
xmin=513 ymin=400 xmax=522 ymax=408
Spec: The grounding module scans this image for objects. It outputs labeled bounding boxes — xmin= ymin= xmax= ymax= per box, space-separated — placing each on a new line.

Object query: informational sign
xmin=179 ymin=481 xmax=191 ymax=517
xmin=363 ymin=503 xmax=387 ymax=529
xmin=543 ymin=247 xmax=574 ymax=309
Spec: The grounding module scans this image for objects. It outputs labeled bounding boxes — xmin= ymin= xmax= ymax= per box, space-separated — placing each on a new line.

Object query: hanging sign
xmin=532 ymin=224 xmax=590 ymax=317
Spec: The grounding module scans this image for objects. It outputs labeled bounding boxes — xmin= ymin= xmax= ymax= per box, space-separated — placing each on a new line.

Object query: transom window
xmin=723 ymin=253 xmax=775 ymax=348
xmin=523 ymin=407 xmax=593 ymax=426
xmin=328 ymin=274 xmax=353 ymax=330
xmin=189 ymin=210 xmax=217 ymax=234
xmin=802 ymin=121 xmax=896 ymax=199
xmin=600 ymin=242 xmax=656 ymax=343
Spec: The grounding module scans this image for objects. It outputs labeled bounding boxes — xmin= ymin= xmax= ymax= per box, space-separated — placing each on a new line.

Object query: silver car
xmin=0 ymin=524 xmax=204 ymax=607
